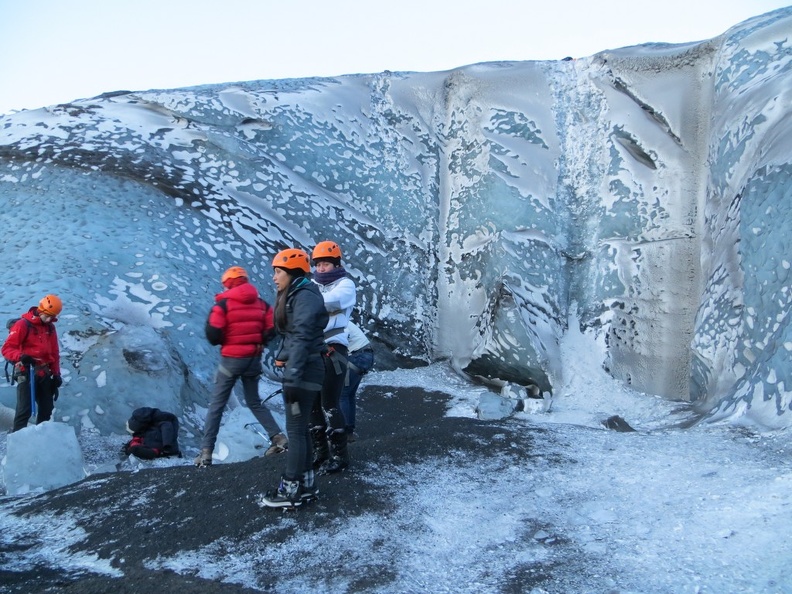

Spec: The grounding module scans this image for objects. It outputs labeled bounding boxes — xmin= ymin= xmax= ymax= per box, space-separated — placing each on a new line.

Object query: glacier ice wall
xmin=0 ymin=7 xmax=791 ymax=435
xmin=692 ymin=9 xmax=792 ymax=428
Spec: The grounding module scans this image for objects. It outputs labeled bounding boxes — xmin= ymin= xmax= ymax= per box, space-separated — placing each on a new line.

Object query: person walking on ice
xmin=195 ymin=266 xmax=287 ymax=467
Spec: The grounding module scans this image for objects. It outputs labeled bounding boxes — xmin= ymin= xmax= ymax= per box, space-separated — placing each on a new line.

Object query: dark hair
xmin=273 ymin=268 xmax=306 ymax=330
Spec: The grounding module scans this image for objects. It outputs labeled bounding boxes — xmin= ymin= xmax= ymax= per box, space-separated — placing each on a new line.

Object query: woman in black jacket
xmin=260 ymin=248 xmax=329 ymax=508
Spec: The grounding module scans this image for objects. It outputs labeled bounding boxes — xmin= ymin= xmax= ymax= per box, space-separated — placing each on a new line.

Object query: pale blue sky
xmin=0 ymin=0 xmax=789 ymax=114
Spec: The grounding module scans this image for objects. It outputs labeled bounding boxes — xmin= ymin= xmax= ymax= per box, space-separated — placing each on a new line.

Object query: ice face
xmin=0 ymin=7 xmax=791 ymax=435
xmin=692 ymin=7 xmax=792 ymax=427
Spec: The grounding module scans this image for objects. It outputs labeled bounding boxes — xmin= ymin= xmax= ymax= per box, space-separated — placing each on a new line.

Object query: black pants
xmin=282 ymin=386 xmax=321 ymax=480
xmin=310 ymin=344 xmax=348 ymax=434
xmin=13 ymin=373 xmax=55 ymax=432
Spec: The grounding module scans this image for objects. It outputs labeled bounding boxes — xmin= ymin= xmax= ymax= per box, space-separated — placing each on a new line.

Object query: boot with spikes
xmin=301 ymin=469 xmax=319 ymax=501
xmin=311 ymin=427 xmax=330 ymax=470
xmin=319 ymin=431 xmax=349 ymax=474
xmin=259 ymin=476 xmax=303 ymax=509
xmin=194 ymin=448 xmax=213 ymax=467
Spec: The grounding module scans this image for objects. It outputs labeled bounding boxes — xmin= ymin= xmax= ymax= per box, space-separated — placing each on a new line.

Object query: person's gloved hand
xmin=53 ymin=388 xmax=59 ymax=402
xmin=51 ymin=375 xmax=63 ymax=388
xmin=19 ymin=354 xmax=34 ymax=367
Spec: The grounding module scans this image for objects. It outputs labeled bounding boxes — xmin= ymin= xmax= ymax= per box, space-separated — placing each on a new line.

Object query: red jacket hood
xmin=215 ymin=282 xmax=259 ymax=305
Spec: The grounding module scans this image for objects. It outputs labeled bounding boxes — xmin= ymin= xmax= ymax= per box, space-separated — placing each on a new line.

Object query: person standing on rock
xmin=260 ymin=249 xmax=328 ymax=508
xmin=310 ymin=241 xmax=357 ymax=474
xmin=2 ymin=294 xmax=63 ymax=431
xmin=195 ymin=266 xmax=286 ymax=467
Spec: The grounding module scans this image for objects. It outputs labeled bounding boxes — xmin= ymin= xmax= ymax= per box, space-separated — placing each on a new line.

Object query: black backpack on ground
xmin=123 ymin=407 xmax=181 ymax=460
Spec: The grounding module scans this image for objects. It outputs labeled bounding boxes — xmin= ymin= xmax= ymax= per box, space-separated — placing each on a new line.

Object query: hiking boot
xmin=319 ymin=455 xmax=349 ymax=474
xmin=264 ymin=432 xmax=288 ymax=457
xmin=194 ymin=448 xmax=213 ymax=467
xmin=319 ymin=432 xmax=349 ymax=475
xmin=260 ymin=477 xmax=303 ymax=508
xmin=311 ymin=427 xmax=329 ymax=470
xmin=301 ymin=469 xmax=319 ymax=501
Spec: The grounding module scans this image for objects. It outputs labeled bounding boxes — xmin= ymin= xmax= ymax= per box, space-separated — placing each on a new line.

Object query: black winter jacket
xmin=274 ymin=277 xmax=328 ymax=391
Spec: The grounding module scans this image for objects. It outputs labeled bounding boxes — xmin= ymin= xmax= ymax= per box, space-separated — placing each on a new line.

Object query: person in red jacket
xmin=2 ymin=294 xmax=63 ymax=431
xmin=195 ymin=266 xmax=287 ymax=467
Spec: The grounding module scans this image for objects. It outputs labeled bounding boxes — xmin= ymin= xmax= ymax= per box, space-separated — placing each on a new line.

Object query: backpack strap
xmin=4 ymin=318 xmax=33 ymax=385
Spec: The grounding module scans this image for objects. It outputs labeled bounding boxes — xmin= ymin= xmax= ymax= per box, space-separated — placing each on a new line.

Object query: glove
xmin=53 ymin=388 xmax=59 ymax=402
xmin=19 ymin=354 xmax=34 ymax=367
xmin=51 ymin=375 xmax=63 ymax=388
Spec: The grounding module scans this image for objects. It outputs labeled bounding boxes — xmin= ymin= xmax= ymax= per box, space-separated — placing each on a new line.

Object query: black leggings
xmin=283 ymin=386 xmax=321 ymax=480
xmin=310 ymin=344 xmax=348 ymax=435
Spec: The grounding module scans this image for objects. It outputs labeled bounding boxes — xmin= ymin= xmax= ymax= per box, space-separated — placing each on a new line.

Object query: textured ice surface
xmin=0 ymin=7 xmax=791 ymax=434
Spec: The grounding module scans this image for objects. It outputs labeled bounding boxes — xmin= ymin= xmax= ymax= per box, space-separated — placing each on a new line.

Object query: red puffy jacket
xmin=205 ymin=281 xmax=274 ymax=358
xmin=1 ymin=308 xmax=61 ymax=376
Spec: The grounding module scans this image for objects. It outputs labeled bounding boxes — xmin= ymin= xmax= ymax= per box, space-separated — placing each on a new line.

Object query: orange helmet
xmin=39 ymin=294 xmax=63 ymax=316
xmin=221 ymin=266 xmax=248 ymax=286
xmin=272 ymin=249 xmax=310 ymax=274
xmin=312 ymin=241 xmax=342 ymax=262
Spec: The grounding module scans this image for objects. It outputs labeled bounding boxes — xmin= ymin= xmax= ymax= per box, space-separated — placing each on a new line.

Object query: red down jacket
xmin=205 ymin=281 xmax=274 ymax=358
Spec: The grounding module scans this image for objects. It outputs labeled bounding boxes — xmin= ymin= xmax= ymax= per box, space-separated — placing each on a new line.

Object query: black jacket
xmin=275 ymin=278 xmax=328 ymax=391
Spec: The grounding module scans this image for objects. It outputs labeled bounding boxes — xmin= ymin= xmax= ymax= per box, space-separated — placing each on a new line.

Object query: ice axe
xmin=244 ymin=422 xmax=270 ymax=447
xmin=261 ymin=387 xmax=283 ymax=404
xmin=245 ymin=388 xmax=282 ymax=446
xmin=29 ymin=363 xmax=37 ymax=421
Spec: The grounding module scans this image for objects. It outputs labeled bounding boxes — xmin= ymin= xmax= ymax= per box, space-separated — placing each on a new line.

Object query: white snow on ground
xmin=134 ymin=356 xmax=792 ymax=593
xmin=0 ymin=320 xmax=779 ymax=592
xmin=0 ymin=507 xmax=123 ymax=579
